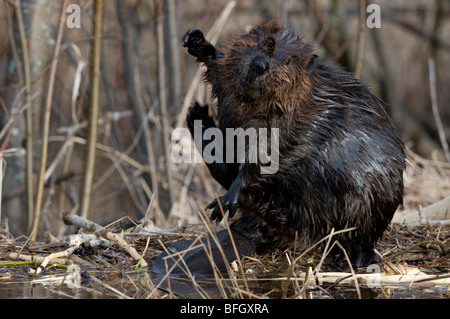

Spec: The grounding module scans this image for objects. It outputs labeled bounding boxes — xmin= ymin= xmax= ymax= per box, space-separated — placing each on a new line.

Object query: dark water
xmin=0 ymin=276 xmax=106 ymax=299
xmin=0 ymin=271 xmax=448 ymax=299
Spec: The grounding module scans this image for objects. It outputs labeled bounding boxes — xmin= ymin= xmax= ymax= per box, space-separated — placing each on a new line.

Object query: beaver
xmin=151 ymin=18 xmax=406 ymax=275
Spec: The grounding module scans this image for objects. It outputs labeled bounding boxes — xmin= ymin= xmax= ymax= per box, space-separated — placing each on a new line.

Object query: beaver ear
xmin=306 ymin=54 xmax=318 ymax=73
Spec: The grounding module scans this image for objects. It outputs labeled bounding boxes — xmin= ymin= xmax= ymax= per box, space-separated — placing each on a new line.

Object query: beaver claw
xmin=207 ymin=190 xmax=239 ymax=223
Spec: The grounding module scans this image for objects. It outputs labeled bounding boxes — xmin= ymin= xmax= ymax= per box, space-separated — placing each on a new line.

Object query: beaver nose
xmin=249 ymin=56 xmax=269 ymax=77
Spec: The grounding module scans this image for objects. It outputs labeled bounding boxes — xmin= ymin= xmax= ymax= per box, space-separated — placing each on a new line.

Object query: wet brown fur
xmin=212 ymin=19 xmax=316 ymax=119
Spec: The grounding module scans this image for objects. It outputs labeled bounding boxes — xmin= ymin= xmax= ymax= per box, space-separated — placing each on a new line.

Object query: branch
xmin=62 ymin=212 xmax=148 ymax=267
xmin=156 ymin=0 xmax=175 ymax=208
xmin=80 ymin=0 xmax=104 ymax=219
xmin=13 ymin=0 xmax=34 ymax=231
xmin=428 ymin=58 xmax=450 ymax=162
xmin=30 ymin=0 xmax=68 ymax=242
xmin=354 ymin=0 xmax=366 ymax=78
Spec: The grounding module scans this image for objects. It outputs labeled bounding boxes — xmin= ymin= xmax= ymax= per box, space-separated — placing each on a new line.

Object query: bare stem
xmin=30 ymin=0 xmax=68 ymax=241
xmin=80 ymin=0 xmax=104 ymax=219
xmin=355 ymin=0 xmax=366 ymax=78
xmin=14 ymin=0 xmax=34 ymax=232
xmin=156 ymin=1 xmax=175 ymax=207
xmin=428 ymin=58 xmax=450 ymax=162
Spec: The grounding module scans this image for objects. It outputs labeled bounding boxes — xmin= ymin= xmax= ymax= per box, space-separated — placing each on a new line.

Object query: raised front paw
xmin=186 ymin=102 xmax=216 ymax=136
xmin=182 ymin=29 xmax=206 ymax=49
xmin=182 ymin=29 xmax=217 ymax=62
xmin=206 ymin=191 xmax=239 ymax=223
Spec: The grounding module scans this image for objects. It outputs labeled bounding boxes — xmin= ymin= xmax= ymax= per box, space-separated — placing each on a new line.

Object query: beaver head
xmin=217 ymin=18 xmax=318 ymax=110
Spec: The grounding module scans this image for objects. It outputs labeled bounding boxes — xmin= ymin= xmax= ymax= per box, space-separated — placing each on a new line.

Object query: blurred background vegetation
xmin=0 ymin=0 xmax=449 ymax=240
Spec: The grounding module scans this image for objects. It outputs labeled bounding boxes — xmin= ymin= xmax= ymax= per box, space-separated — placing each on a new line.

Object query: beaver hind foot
xmin=151 ymin=231 xmax=379 ymax=276
xmin=151 ymin=229 xmax=255 ymax=276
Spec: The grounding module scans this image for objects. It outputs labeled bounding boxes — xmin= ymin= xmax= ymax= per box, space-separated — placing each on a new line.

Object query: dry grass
xmin=0 ymin=219 xmax=448 ymax=299
xmin=0 ymin=151 xmax=449 ymax=299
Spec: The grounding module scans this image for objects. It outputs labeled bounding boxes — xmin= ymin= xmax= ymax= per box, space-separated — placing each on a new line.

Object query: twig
xmin=0 ymin=156 xmax=3 ymax=222
xmin=47 ymin=111 xmax=132 ymax=185
xmin=31 ymin=245 xmax=79 ymax=274
xmin=428 ymin=58 xmax=450 ymax=162
xmin=0 ymin=98 xmax=13 ymax=153
xmin=56 ymin=111 xmax=133 ymax=135
xmin=28 ymin=234 xmax=111 ymax=274
xmin=87 ymin=273 xmax=132 ymax=299
xmin=196 ymin=209 xmax=244 ymax=299
xmin=383 ymin=11 xmax=450 ymax=52
xmin=62 ymin=212 xmax=148 ymax=267
xmin=165 ymin=0 xmax=182 ymax=113
xmin=80 ymin=0 xmax=104 ymax=219
xmin=31 ymin=265 xmax=81 ymax=289
xmin=294 ymin=270 xmax=450 ymax=287
xmin=48 ymin=135 xmax=146 ymax=171
xmin=13 ymin=0 xmax=34 ymax=231
xmin=151 ymin=236 xmax=209 ymax=297
xmin=4 ymin=251 xmax=70 ymax=265
xmin=30 ymin=0 xmax=68 ymax=242
xmin=214 ymin=194 xmax=250 ymax=293
xmin=281 ymin=227 xmax=355 ymax=298
xmin=354 ymin=0 xmax=366 ymax=78
xmin=156 ymin=0 xmax=175 ymax=208
xmin=333 ymin=241 xmax=361 ymax=299
xmin=116 ymin=0 xmax=158 ymax=216
xmin=134 ymin=236 xmax=150 ymax=270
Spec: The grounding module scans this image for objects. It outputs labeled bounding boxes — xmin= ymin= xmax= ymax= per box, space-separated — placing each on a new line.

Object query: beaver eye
xmin=285 ymin=57 xmax=291 ymax=65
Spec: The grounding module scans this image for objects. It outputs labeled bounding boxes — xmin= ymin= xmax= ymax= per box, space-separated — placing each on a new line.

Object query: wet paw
xmin=182 ymin=29 xmax=218 ymax=62
xmin=186 ymin=102 xmax=216 ymax=137
xmin=206 ymin=192 xmax=239 ymax=223
xmin=333 ymin=242 xmax=381 ymax=269
xmin=182 ymin=29 xmax=206 ymax=49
